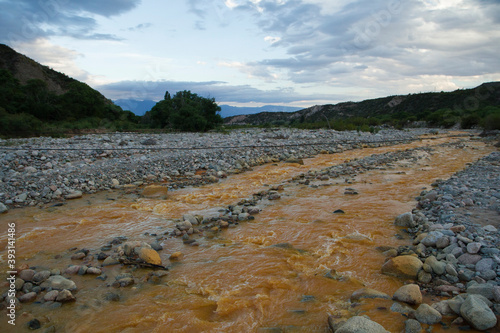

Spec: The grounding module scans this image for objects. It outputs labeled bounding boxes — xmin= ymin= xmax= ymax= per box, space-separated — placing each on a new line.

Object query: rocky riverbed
xmin=2 ymin=129 xmax=499 ymax=332
xmin=0 ymin=128 xmax=432 ymax=212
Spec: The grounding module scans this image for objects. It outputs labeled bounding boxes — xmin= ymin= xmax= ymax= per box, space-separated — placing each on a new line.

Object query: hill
xmin=225 ymin=83 xmax=500 ymax=130
xmin=0 ymin=44 xmax=140 ymax=137
xmin=219 ymin=105 xmax=302 ymax=118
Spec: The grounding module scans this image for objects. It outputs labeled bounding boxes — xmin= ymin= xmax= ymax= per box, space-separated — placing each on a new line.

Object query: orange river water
xmin=0 ymin=134 xmax=496 ymax=332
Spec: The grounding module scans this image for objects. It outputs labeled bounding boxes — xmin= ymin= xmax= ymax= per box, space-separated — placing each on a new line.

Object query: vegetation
xmin=143 ymin=90 xmax=223 ymax=132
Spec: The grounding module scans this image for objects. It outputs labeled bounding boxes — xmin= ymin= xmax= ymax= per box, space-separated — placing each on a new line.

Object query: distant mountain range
xmin=114 ymin=99 xmax=303 ymax=118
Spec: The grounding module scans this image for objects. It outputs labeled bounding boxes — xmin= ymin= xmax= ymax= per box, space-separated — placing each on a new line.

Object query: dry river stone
xmin=335 ymin=316 xmax=389 ymax=333
xmin=382 ymin=255 xmax=423 ymax=280
xmin=393 ymin=284 xmax=422 ymax=305
xmin=460 ymin=294 xmax=497 ymax=330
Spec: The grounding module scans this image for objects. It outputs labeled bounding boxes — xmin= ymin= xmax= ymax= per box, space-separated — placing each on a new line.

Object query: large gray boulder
xmin=335 ymin=316 xmax=389 ymax=333
xmin=460 ymin=295 xmax=497 ymax=331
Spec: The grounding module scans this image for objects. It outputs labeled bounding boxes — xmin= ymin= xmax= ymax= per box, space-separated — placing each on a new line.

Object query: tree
xmin=145 ymin=90 xmax=222 ymax=131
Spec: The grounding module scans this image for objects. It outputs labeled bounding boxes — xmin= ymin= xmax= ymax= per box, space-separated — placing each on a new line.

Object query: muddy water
xmin=0 ymin=135 xmax=495 ymax=332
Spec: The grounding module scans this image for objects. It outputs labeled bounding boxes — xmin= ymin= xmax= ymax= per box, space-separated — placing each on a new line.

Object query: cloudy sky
xmin=1 ymin=0 xmax=499 ymax=108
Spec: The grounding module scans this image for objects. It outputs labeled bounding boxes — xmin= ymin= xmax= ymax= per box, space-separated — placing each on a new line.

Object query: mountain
xmin=0 ymin=44 xmax=139 ymax=137
xmin=219 ymin=105 xmax=302 ymax=118
xmin=114 ymin=99 xmax=157 ymax=116
xmin=224 ymin=82 xmax=500 ymax=129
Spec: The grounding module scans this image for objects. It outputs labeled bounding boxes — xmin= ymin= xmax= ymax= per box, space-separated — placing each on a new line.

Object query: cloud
xmin=0 ymin=0 xmax=141 ymax=44
xmin=223 ymin=0 xmax=500 ymax=90
xmin=95 ymin=80 xmax=344 ymax=105
xmin=12 ymin=39 xmax=91 ymax=81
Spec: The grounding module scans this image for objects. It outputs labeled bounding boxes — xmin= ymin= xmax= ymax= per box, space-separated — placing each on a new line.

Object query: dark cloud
xmin=95 ymin=80 xmax=343 ymax=104
xmin=0 ymin=0 xmax=141 ymax=44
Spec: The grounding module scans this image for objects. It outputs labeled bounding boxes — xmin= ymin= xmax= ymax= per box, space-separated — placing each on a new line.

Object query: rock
xmin=40 ymin=275 xmax=77 ymax=291
xmin=32 ymin=270 xmax=51 ymax=283
xmin=350 ymin=288 xmax=390 ymax=302
xmin=391 ymin=302 xmax=415 ymax=315
xmin=111 ymin=178 xmax=120 ymax=187
xmin=65 ymin=191 xmax=83 ymax=199
xmin=0 ymin=202 xmax=8 ymax=213
xmin=65 ymin=265 xmax=81 ymax=275
xmin=415 ymin=303 xmax=442 ymax=325
xmin=404 ymin=319 xmax=422 ymax=333
xmin=393 ymin=284 xmax=422 ymax=305
xmin=333 ymin=209 xmax=345 ymax=214
xmin=394 ymin=212 xmax=416 ymax=228
xmin=381 ymin=255 xmax=423 ymax=280
xmin=19 ymin=269 xmax=36 ymax=282
xmin=149 ymin=241 xmax=163 ymax=251
xmin=457 ymin=253 xmax=482 ymax=265
xmin=102 ymin=256 xmax=120 ymax=266
xmin=436 ymin=236 xmax=450 ymax=249
xmin=467 ymin=242 xmax=482 ymax=254
xmin=421 ymin=231 xmax=444 ymax=247
xmin=104 ymin=292 xmax=121 ymax=302
xmin=141 ymin=138 xmax=157 ymax=145
xmin=141 ymin=185 xmax=168 ymax=198
xmin=238 ymin=213 xmax=250 ymax=221
xmin=447 ymin=295 xmax=465 ymax=315
xmin=28 ymin=319 xmax=41 ymax=330
xmin=467 ymin=283 xmax=496 ymax=300
xmin=86 ymin=267 xmax=102 ymax=275
xmin=425 ymin=256 xmax=446 ymax=275
xmin=138 ymin=247 xmax=162 ymax=266
xmin=176 ymin=221 xmax=193 ymax=231
xmin=169 ymin=252 xmax=182 ymax=260
xmin=335 ymin=316 xmax=389 ymax=333
xmin=432 ymin=300 xmax=456 ymax=316
xmin=71 ymin=252 xmax=86 ymax=260
xmin=15 ymin=277 xmax=25 ymax=291
xmin=56 ymin=289 xmax=76 ymax=302
xmin=483 ymin=225 xmax=498 ymax=233
xmin=476 ymin=258 xmax=495 ymax=272
xmin=19 ymin=292 xmax=37 ymax=303
xmin=417 ymin=270 xmax=432 ymax=284
xmin=460 ymin=295 xmax=497 ymax=330
xmin=43 ymin=290 xmax=59 ymax=302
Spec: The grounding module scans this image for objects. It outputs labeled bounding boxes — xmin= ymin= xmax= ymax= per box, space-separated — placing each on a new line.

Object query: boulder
xmin=393 ymin=284 xmax=422 ymax=305
xmin=335 ymin=316 xmax=389 ymax=333
xmin=460 ymin=295 xmax=497 ymax=330
xmin=382 ymin=255 xmax=423 ymax=280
